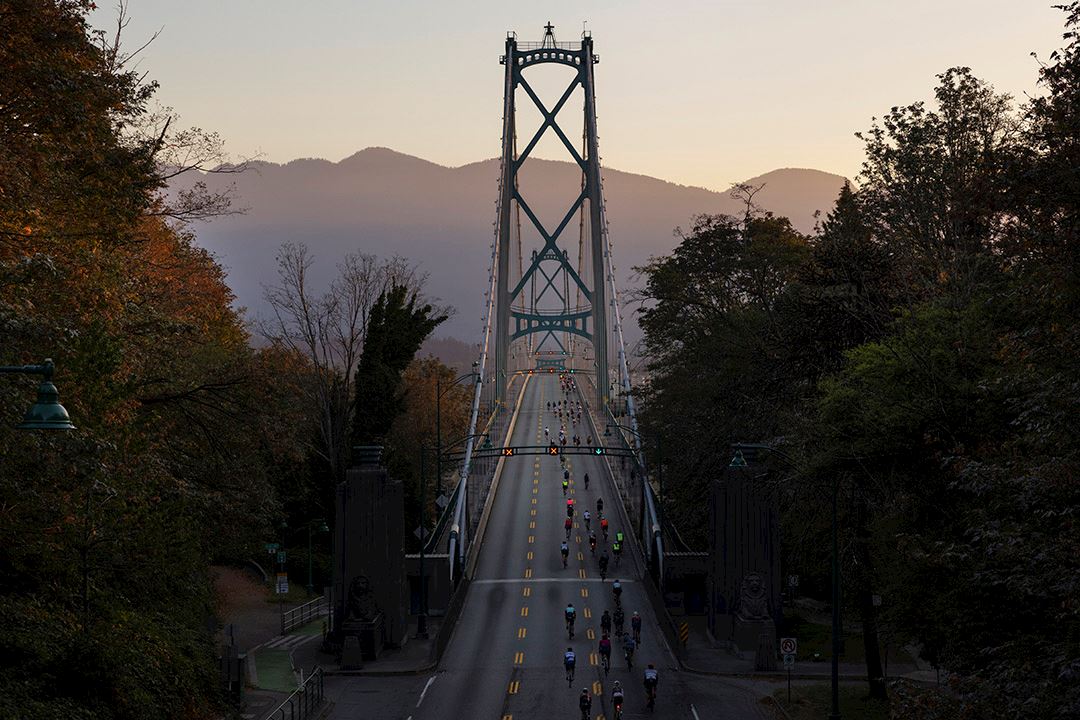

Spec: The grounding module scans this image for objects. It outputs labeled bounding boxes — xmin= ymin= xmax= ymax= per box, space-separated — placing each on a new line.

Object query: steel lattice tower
xmin=494 ymin=24 xmax=609 ymax=407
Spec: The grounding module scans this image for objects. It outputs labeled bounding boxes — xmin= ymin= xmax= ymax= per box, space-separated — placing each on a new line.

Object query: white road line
xmin=691 ymin=704 xmax=700 ymax=720
xmin=416 ymin=674 xmax=437 ymax=707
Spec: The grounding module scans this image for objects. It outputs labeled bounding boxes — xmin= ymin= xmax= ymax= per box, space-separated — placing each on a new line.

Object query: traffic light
xmin=548 ymin=446 xmax=560 ymax=456
xmin=593 ymin=447 xmax=604 ymax=455
xmin=502 ymin=447 xmax=515 ymax=457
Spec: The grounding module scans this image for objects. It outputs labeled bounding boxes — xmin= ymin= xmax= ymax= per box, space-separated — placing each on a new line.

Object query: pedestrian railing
xmin=263 ymin=666 xmax=325 ymax=720
xmin=281 ymin=596 xmax=327 ymax=635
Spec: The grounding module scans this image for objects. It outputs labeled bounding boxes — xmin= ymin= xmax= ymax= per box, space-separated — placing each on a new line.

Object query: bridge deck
xmin=405 ymin=373 xmax=762 ymax=719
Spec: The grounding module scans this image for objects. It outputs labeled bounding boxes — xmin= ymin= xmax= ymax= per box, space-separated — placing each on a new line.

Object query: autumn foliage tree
xmin=0 ymin=3 xmax=289 ymax=718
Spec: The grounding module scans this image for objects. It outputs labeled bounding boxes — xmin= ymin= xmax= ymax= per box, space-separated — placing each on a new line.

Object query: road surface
xmin=326 ymin=373 xmax=765 ymax=719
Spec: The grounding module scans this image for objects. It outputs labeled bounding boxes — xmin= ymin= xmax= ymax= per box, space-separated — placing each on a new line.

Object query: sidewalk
xmin=676 ymin=614 xmax=938 ymax=684
xmin=320 ymin=616 xmax=442 ymax=676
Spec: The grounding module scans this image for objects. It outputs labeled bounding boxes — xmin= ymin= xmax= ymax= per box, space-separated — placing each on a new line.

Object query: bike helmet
xmin=613 ymin=681 xmax=622 ymax=688
xmin=633 ymin=611 xmax=640 ymax=616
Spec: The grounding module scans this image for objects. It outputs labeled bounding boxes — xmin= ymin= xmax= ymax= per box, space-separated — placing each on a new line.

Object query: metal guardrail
xmin=281 ymin=596 xmax=327 ymax=636
xmin=263 ymin=666 xmax=325 ymax=720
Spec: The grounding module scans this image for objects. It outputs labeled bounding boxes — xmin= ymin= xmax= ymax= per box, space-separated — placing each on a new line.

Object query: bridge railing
xmin=262 ymin=666 xmax=324 ymax=720
xmin=280 ymin=596 xmax=328 ymax=636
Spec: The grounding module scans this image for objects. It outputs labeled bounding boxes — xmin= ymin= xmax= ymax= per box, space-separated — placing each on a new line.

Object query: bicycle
xmin=645 ymin=684 xmax=656 ymax=710
xmin=624 ymin=646 xmax=634 ymax=670
xmin=565 ymin=661 xmax=575 ymax=686
xmin=600 ymin=650 xmax=610 ymax=675
xmin=566 ymin=617 xmax=575 ymax=639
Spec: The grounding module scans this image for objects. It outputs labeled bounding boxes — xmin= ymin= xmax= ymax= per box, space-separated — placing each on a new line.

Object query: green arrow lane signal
xmin=729 ymin=449 xmax=748 ymax=468
xmin=594 ymin=447 xmax=604 ymax=455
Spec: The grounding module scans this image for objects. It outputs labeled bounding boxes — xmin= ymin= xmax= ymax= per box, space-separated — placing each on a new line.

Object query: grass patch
xmin=774 ymin=683 xmax=890 ymax=720
xmin=782 ymin=613 xmax=913 ymax=667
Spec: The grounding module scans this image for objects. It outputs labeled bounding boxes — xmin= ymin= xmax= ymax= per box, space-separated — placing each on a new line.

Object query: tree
xmin=351 ymin=284 xmax=448 ymax=445
xmin=261 ymin=244 xmax=428 ymax=484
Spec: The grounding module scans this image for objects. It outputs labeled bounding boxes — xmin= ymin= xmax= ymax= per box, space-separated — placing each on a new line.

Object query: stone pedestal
xmin=708 ymin=461 xmax=781 ymax=653
xmin=332 ymin=446 xmax=408 ymax=657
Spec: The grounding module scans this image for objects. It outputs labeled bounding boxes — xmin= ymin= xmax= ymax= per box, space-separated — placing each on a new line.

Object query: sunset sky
xmin=92 ymin=1 xmax=1067 ymax=191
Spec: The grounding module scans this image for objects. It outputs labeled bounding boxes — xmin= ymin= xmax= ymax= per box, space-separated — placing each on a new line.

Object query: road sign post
xmin=780 ymin=638 xmax=797 ymax=703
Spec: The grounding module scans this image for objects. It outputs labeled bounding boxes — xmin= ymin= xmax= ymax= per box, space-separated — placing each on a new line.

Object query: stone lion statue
xmin=346 ymin=575 xmax=378 ymax=621
xmin=735 ymin=571 xmax=770 ymax=622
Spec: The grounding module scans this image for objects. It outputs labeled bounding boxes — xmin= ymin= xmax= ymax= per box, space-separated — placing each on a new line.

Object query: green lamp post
xmin=1 ymin=358 xmax=75 ymax=430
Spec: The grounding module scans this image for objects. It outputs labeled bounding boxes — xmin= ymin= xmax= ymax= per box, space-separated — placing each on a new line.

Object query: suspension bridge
xmin=327 ymin=26 xmax=766 ymax=720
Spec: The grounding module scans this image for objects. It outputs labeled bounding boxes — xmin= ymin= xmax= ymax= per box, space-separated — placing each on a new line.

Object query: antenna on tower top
xmin=542 ymin=22 xmax=556 ymax=48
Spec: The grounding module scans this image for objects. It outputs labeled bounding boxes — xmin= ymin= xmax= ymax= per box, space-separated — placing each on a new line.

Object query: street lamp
xmin=0 ymin=358 xmax=75 ymax=430
xmin=436 ymin=363 xmax=480 ymax=497
xmin=306 ymin=520 xmax=329 ymax=596
xmin=731 ymin=442 xmax=841 ymax=720
xmin=604 ymin=422 xmax=663 ymax=538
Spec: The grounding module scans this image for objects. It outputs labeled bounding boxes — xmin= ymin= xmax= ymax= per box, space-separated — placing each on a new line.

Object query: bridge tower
xmin=494 ymin=23 xmax=609 ymax=407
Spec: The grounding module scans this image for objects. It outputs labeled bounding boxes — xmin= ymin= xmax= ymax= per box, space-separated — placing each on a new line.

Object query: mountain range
xmin=171 ymin=148 xmax=847 ymax=343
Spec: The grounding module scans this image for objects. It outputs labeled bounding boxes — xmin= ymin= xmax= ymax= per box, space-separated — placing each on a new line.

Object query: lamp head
xmin=17 ymin=361 xmax=74 ymax=431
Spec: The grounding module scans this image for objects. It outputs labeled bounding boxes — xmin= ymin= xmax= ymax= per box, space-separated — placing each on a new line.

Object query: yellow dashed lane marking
xmin=590 ymin=652 xmax=598 ymax=666
xmin=578 ymin=552 xmax=584 ymax=561
xmin=587 ymin=628 xmax=596 ymax=639
xmin=518 ymin=627 xmax=527 ymax=638
xmin=528 ymin=535 xmax=534 ymax=544
xmin=584 ymin=607 xmax=592 ymax=619
xmin=508 ymin=680 xmax=520 ymax=694
xmin=521 ymin=606 xmax=528 ymax=617
xmin=579 ymin=569 xmax=587 ymax=579
xmin=530 ymin=509 xmax=537 ymax=516
xmin=523 ymin=587 xmax=531 ymax=597
xmin=531 ymin=499 xmax=537 ymax=505
xmin=526 ymin=551 xmax=533 ymax=560
xmin=592 ymin=681 xmax=602 ymax=695
xmin=524 ymin=568 xmax=532 ymax=579
xmin=581 ymin=588 xmax=589 ymax=598
xmin=514 ymin=651 xmax=524 ymax=665
xmin=529 ymin=521 xmax=536 ymax=529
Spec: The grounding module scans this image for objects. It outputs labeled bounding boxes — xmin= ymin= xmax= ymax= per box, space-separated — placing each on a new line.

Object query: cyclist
xmin=611 ymin=681 xmax=625 ymax=718
xmin=643 ymin=664 xmax=659 ymax=708
xmin=622 ymin=632 xmax=636 ymax=670
xmin=615 ymin=529 xmax=625 ymax=546
xmin=560 ymin=541 xmax=569 ymax=568
xmin=612 ymin=579 xmax=623 ymax=607
xmin=565 ymin=603 xmax=576 ymax=638
xmin=600 ymin=609 xmax=612 ymax=636
xmin=562 ymin=477 xmax=569 ymax=495
xmin=600 ymin=516 xmax=609 ymax=541
xmin=583 ymin=510 xmax=591 ymax=530
xmin=613 ymin=606 xmax=625 ymax=636
xmin=612 ymin=540 xmax=622 ymax=566
xmin=588 ymin=531 xmax=597 ymax=555
xmin=578 ymin=688 xmax=592 ymax=720
xmin=587 ymin=435 xmax=593 ymax=447
xmin=564 ymin=647 xmax=576 ymax=685
xmin=596 ymin=497 xmax=604 ymax=515
xmin=566 ymin=498 xmax=575 ymax=518
xmin=564 ymin=467 xmax=570 ymax=482
xmin=598 ymin=633 xmax=612 ymax=674
xmin=564 ymin=517 xmax=573 ymax=539
xmin=598 ymin=552 xmax=609 ymax=580
xmin=631 ymin=611 xmax=642 ymax=644
xmin=545 ymin=426 xmax=550 ymax=438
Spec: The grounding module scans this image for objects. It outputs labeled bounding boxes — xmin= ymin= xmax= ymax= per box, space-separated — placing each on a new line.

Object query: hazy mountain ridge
xmin=173 ymin=148 xmax=846 ymax=342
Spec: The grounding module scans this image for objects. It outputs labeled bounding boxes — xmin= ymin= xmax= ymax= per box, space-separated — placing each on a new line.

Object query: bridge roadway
xmin=326 ymin=373 xmax=765 ymax=720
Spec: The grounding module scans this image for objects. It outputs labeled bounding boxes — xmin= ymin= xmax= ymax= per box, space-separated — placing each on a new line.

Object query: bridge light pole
xmin=436 ymin=363 xmax=480 ymax=498
xmin=1 ymin=358 xmax=75 ymax=430
xmin=604 ymin=422 xmax=663 ymax=556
